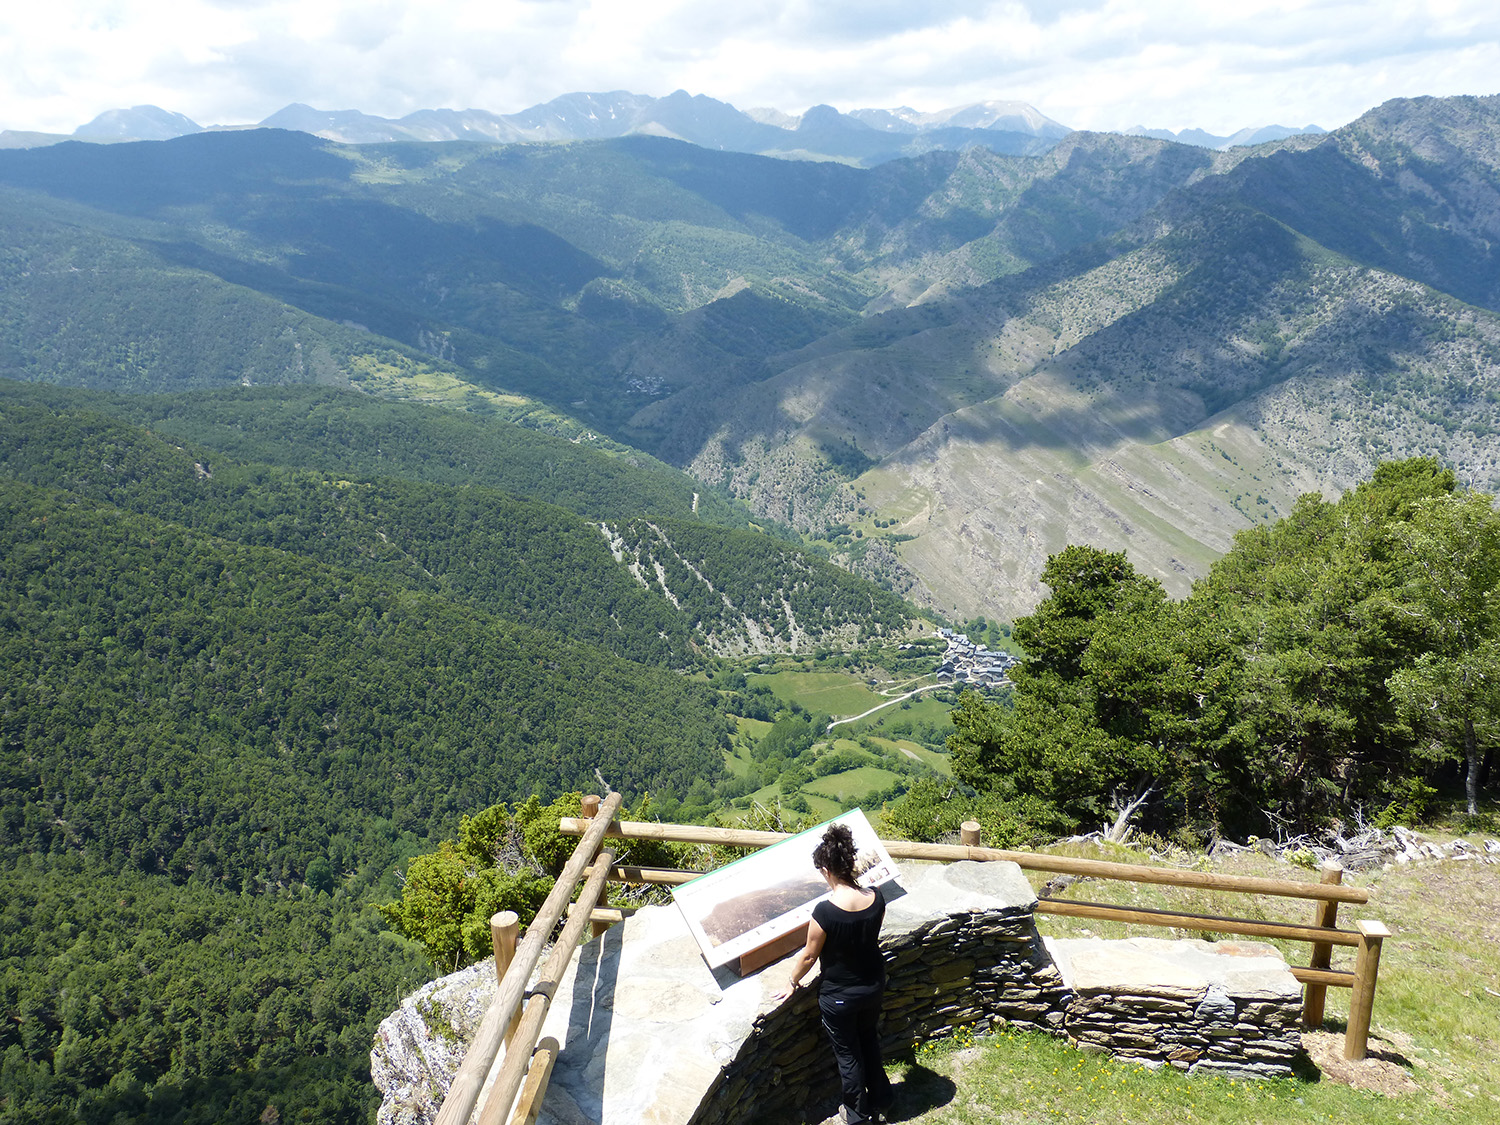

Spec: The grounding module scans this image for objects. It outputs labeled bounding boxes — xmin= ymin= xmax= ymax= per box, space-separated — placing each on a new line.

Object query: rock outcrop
xmin=371 ymin=961 xmax=499 ymax=1125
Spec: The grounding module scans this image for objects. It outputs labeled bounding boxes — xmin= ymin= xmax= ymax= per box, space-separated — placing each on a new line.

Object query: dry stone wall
xmin=1046 ymin=937 xmax=1305 ymax=1080
xmin=373 ymin=859 xmax=1310 ymax=1125
xmin=687 ymin=861 xmax=1064 ymax=1125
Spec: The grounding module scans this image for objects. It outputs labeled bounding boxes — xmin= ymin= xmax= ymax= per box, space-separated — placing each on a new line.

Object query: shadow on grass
xmin=1297 ymin=1017 xmax=1416 ymax=1089
xmin=881 ymin=1061 xmax=959 ymax=1122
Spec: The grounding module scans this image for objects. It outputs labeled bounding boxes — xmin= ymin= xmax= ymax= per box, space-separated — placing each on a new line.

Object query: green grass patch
xmin=894 ymin=1026 xmax=1422 ymax=1125
xmin=846 ymin=694 xmax=959 ymax=740
xmin=721 ymin=716 xmax=772 ymax=779
xmin=803 ymin=766 xmax=904 ymax=803
xmin=747 ymin=670 xmax=886 ymax=717
xmin=734 ymin=716 xmax=774 ymax=740
xmin=869 ymin=737 xmax=954 ymax=776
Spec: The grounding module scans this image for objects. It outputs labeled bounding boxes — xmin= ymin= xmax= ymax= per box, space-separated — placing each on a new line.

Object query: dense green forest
xmin=0 ymin=857 xmax=424 ymax=1125
xmin=0 ymin=383 xmax=894 ymax=662
xmin=0 ymin=384 xmax=917 ymax=1123
xmin=893 ymin=459 xmax=1499 ymax=844
xmin=0 ymin=381 xmax=757 ymax=529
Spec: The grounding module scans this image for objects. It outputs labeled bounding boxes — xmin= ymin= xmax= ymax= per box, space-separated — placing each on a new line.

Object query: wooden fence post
xmin=434 ymin=791 xmax=622 ymax=1125
xmin=1345 ymin=919 xmax=1391 ymax=1060
xmin=960 ymin=821 xmax=981 ymax=848
xmin=1302 ymin=861 xmax=1343 ymax=1028
xmin=490 ymin=911 xmax=520 ymax=1044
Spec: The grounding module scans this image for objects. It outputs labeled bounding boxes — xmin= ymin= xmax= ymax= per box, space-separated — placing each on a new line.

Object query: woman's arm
xmin=773 ymin=917 xmax=826 ymax=1000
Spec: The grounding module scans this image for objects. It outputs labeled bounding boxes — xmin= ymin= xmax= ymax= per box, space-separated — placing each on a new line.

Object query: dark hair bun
xmin=813 ymin=822 xmax=858 ymax=884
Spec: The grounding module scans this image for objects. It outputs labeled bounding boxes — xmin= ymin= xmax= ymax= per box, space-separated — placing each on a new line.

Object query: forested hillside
xmin=0 ymin=381 xmax=757 ymax=528
xmin=4 ymin=100 xmax=1499 ymax=622
xmin=0 ymin=385 xmax=914 ymax=1122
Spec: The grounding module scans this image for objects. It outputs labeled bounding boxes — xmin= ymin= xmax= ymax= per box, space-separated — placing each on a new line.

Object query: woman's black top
xmin=812 ymin=885 xmax=886 ymax=1002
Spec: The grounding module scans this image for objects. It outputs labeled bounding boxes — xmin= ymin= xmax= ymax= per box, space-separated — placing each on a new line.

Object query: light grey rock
xmin=371 ymin=961 xmax=499 ymax=1125
xmin=884 ymin=860 xmax=1037 ymax=938
xmin=1045 ymin=937 xmax=1302 ymax=1004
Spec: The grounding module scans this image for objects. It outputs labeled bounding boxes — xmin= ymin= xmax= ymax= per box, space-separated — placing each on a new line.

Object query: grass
xmin=848 ymin=695 xmax=957 ymax=738
xmin=747 ymin=670 xmax=886 ymax=717
xmin=803 ymin=766 xmax=905 ymax=802
xmin=892 ymin=1028 xmax=1370 ymax=1124
xmin=878 ymin=840 xmax=1500 ymax=1125
xmin=868 ymin=736 xmax=954 ymax=776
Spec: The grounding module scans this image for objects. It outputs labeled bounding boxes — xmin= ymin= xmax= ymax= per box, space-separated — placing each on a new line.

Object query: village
xmin=933 ymin=627 xmax=1017 ymax=688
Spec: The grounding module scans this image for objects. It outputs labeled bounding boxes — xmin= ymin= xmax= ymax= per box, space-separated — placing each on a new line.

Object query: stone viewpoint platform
xmin=372 ymin=859 xmax=1308 ymax=1125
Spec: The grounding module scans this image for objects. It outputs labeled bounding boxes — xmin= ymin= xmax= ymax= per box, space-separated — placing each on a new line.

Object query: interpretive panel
xmin=673 ymin=809 xmax=898 ymax=970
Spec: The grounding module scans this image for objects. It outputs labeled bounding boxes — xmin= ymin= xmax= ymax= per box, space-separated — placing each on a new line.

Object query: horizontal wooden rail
xmin=583 ymin=863 xmax=698 ymax=886
xmin=1289 ymin=966 xmax=1356 ymax=987
xmin=565 ymin=904 xmax=637 ymax=925
xmin=559 ymin=817 xmax=788 ymax=847
xmin=557 ymin=808 xmax=1390 ymax=1062
xmin=558 ymin=818 xmax=1370 ymax=904
xmin=1035 ymin=898 xmax=1362 ymax=946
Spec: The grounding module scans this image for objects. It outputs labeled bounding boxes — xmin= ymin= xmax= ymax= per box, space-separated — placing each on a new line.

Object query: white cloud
xmin=0 ymin=0 xmax=1497 ymax=136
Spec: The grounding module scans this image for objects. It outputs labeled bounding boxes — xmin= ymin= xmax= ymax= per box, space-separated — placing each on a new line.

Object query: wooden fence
xmin=554 ymin=809 xmax=1389 ymax=1061
xmin=434 ymin=797 xmax=1389 ymax=1123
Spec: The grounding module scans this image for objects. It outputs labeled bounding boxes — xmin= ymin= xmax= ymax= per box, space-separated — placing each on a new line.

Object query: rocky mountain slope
xmin=660 ymin=95 xmax=1500 ymax=616
xmin=2 ymin=94 xmax=1497 ymax=619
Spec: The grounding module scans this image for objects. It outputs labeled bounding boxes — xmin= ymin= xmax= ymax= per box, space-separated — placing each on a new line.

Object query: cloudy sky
xmin=3 ymin=1 xmax=1498 ymax=137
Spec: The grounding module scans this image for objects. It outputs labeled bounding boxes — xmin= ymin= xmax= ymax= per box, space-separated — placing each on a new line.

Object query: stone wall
xmin=373 ymin=859 xmax=1309 ymax=1125
xmin=1046 ymin=937 xmax=1305 ymax=1080
xmin=685 ymin=861 xmax=1064 ymax=1125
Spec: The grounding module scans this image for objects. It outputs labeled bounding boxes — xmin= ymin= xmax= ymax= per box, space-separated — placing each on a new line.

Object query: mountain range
xmin=0 ymin=90 xmax=1321 ymax=165
xmin=1124 ymin=122 xmax=1328 ymax=149
xmin=1 ymin=93 xmax=1496 ymax=621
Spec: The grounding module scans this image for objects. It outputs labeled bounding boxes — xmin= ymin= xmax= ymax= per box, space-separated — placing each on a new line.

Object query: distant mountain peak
xmin=36 ymin=90 xmax=1073 ymax=166
xmin=73 ymin=105 xmax=202 ymax=142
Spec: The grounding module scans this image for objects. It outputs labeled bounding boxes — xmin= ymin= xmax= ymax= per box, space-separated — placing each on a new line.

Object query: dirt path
xmin=828 ymin=683 xmax=947 ymax=728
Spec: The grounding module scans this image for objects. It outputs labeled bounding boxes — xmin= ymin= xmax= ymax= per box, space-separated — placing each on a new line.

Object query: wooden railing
xmin=434 ymin=792 xmax=621 ymax=1125
xmin=435 ymin=798 xmax=1390 ymax=1123
xmin=556 ymin=810 xmax=1390 ymax=1062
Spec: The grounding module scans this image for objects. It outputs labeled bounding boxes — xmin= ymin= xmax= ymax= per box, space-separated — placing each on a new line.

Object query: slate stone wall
xmin=687 ymin=887 xmax=1306 ymax=1125
xmin=688 ymin=899 xmax=1068 ymax=1125
xmin=1046 ymin=936 xmax=1305 ymax=1080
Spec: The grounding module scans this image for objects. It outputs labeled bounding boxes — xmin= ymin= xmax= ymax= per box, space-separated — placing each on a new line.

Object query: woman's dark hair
xmin=813 ymin=823 xmax=859 ymax=885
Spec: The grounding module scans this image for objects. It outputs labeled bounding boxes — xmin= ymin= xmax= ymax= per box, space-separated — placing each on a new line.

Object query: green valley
xmin=0 ymin=385 xmax=921 ymax=1122
xmin=3 ymin=87 xmax=1500 ymax=1125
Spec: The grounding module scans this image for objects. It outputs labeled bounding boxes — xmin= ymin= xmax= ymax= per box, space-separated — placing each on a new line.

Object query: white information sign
xmin=672 ymin=809 xmax=898 ymax=970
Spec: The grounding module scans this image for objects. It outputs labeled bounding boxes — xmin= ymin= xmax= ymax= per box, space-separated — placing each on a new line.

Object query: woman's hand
xmin=772 ymin=979 xmax=798 ymax=1002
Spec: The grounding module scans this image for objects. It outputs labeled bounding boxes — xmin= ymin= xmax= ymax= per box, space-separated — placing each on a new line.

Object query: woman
xmin=776 ymin=823 xmax=893 ymax=1124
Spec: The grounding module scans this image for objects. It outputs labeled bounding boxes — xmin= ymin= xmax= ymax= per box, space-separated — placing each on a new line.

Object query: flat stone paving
xmin=527 ymin=860 xmax=1039 ymax=1125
